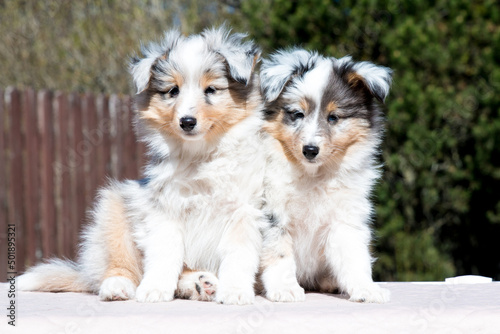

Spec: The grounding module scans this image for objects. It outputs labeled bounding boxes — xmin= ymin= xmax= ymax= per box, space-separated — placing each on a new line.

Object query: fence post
xmin=69 ymin=93 xmax=86 ymax=247
xmin=96 ymin=94 xmax=109 ymax=190
xmin=0 ymin=89 xmax=7 ymax=280
xmin=23 ymin=88 xmax=40 ymax=266
xmin=55 ymin=92 xmax=74 ymax=258
xmin=6 ymin=87 xmax=26 ymax=274
xmin=83 ymin=94 xmax=98 ymax=210
xmin=38 ymin=90 xmax=57 ymax=259
xmin=109 ymin=95 xmax=122 ymax=179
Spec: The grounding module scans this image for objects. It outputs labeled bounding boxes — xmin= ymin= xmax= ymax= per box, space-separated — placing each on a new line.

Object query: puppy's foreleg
xmin=260 ymin=222 xmax=305 ymax=302
xmin=325 ymin=222 xmax=390 ymax=303
xmin=215 ymin=210 xmax=261 ymax=305
xmin=135 ymin=216 xmax=184 ymax=303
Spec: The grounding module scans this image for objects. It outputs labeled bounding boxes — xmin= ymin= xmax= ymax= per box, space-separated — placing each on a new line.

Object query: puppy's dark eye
xmin=204 ymin=86 xmax=216 ymax=95
xmin=168 ymin=86 xmax=180 ymax=98
xmin=287 ymin=110 xmax=305 ymax=122
xmin=328 ymin=114 xmax=339 ymax=124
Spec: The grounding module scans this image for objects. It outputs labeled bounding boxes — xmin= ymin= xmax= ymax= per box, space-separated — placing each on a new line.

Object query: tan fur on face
xmin=138 ymin=93 xmax=180 ymax=140
xmin=323 ymin=118 xmax=370 ymax=166
xmin=265 ymin=112 xmax=371 ymax=174
xmin=299 ymin=98 xmax=313 ymax=115
xmin=326 ymin=101 xmax=337 ymax=114
xmin=136 ymin=72 xmax=259 ymax=143
xmin=203 ymin=83 xmax=259 ymax=142
xmin=264 ymin=114 xmax=301 ymax=166
xmin=200 ymin=69 xmax=222 ymax=88
xmin=101 ymin=192 xmax=142 ymax=286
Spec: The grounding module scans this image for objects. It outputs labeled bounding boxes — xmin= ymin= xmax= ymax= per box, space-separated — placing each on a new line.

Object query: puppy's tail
xmin=18 ymin=258 xmax=91 ymax=293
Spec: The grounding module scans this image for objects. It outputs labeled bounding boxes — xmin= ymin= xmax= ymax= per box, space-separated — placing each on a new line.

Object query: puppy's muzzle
xmin=303 ymin=145 xmax=319 ymax=160
xmin=180 ymin=117 xmax=197 ymax=132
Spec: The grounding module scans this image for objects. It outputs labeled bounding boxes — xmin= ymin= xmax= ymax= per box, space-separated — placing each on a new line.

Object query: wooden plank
xmin=55 ymin=92 xmax=74 ymax=258
xmin=85 ymin=94 xmax=100 ymax=241
xmin=53 ymin=92 xmax=62 ymax=256
xmin=95 ymin=95 xmax=106 ymax=189
xmin=120 ymin=96 xmax=129 ymax=178
xmin=52 ymin=92 xmax=62 ymax=257
xmin=100 ymin=95 xmax=113 ymax=181
xmin=109 ymin=95 xmax=122 ymax=179
xmin=38 ymin=90 xmax=57 ymax=259
xmin=80 ymin=95 xmax=90 ymax=213
xmin=66 ymin=94 xmax=78 ymax=253
xmin=69 ymin=93 xmax=86 ymax=243
xmin=22 ymin=88 xmax=39 ymax=266
xmin=6 ymin=88 xmax=26 ymax=273
xmin=0 ymin=89 xmax=7 ymax=281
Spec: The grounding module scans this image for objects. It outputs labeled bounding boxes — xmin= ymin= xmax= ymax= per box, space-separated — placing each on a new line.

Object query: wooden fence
xmin=0 ymin=87 xmax=147 ymax=282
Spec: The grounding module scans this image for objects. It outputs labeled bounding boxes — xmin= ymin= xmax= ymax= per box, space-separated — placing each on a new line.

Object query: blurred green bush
xmin=231 ymin=0 xmax=500 ymax=281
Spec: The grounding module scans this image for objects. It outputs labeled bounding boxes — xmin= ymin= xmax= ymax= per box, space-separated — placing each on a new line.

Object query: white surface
xmin=2 ymin=282 xmax=500 ymax=334
xmin=445 ymin=275 xmax=493 ymax=284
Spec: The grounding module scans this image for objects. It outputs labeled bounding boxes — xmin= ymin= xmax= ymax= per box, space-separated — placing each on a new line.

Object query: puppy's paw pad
xmin=176 ymin=271 xmax=218 ymax=301
xmin=198 ymin=273 xmax=218 ymax=300
xmin=216 ymin=287 xmax=255 ymax=305
xmin=99 ymin=276 xmax=136 ymax=301
xmin=267 ymin=284 xmax=305 ymax=302
xmin=136 ymin=281 xmax=175 ymax=303
xmin=349 ymin=285 xmax=390 ymax=303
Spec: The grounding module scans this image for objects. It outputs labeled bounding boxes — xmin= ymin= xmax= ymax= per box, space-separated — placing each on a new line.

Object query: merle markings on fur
xmin=259 ymin=48 xmax=392 ymax=303
xmin=18 ymin=27 xmax=265 ymax=305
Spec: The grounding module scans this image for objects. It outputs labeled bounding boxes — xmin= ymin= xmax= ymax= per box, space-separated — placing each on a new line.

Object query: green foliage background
xmin=1 ymin=0 xmax=499 ymax=281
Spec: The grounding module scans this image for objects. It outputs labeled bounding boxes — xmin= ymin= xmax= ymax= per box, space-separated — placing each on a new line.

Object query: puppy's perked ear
xmin=336 ymin=56 xmax=393 ymax=103
xmin=129 ymin=30 xmax=183 ymax=94
xmin=260 ymin=49 xmax=318 ymax=103
xmin=203 ymin=26 xmax=261 ymax=85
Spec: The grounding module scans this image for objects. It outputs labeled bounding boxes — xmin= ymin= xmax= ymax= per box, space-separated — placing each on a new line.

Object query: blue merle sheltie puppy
xmin=18 ymin=27 xmax=265 ymax=305
xmin=258 ymin=49 xmax=392 ymax=303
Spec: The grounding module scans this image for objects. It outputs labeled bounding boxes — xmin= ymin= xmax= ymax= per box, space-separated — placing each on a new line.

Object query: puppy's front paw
xmin=215 ymin=285 xmax=255 ymax=305
xmin=176 ymin=271 xmax=218 ymax=301
xmin=266 ymin=283 xmax=305 ymax=302
xmin=99 ymin=276 xmax=136 ymax=301
xmin=349 ymin=284 xmax=390 ymax=303
xmin=135 ymin=278 xmax=176 ymax=303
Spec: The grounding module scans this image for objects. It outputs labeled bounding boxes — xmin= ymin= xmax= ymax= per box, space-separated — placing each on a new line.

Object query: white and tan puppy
xmin=18 ymin=27 xmax=265 ymax=305
xmin=259 ymin=49 xmax=392 ymax=303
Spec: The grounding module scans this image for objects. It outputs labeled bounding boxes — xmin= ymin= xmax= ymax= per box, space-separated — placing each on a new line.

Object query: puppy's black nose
xmin=180 ymin=117 xmax=197 ymax=132
xmin=303 ymin=145 xmax=319 ymax=160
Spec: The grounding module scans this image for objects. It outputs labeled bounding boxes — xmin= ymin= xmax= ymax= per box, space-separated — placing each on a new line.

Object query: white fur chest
xmin=136 ymin=115 xmax=266 ymax=273
xmin=264 ymin=144 xmax=376 ymax=286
